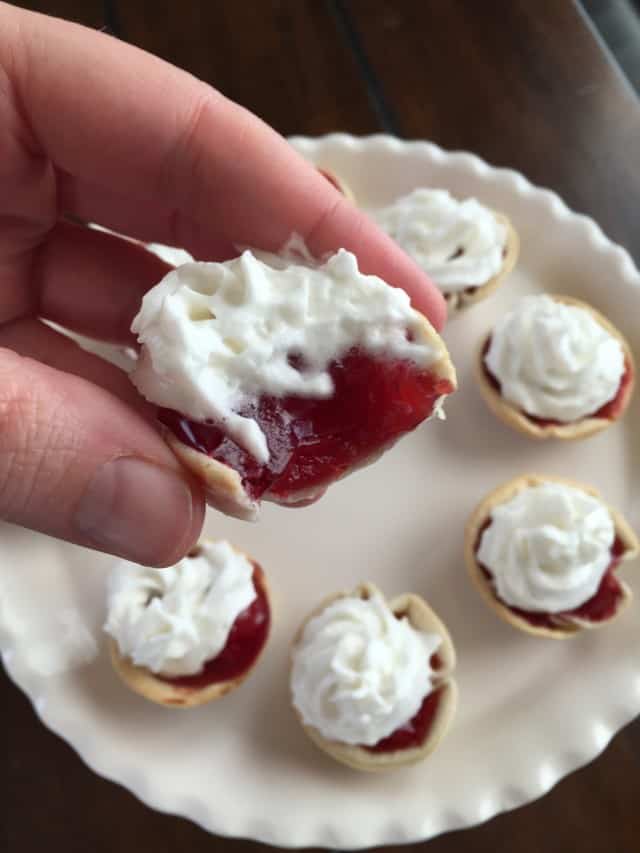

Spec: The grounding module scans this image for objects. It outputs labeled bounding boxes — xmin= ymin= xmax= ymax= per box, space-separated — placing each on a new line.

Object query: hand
xmin=0 ymin=3 xmax=445 ymax=566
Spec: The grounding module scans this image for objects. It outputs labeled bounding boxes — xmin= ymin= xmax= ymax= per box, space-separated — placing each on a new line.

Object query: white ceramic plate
xmin=2 ymin=135 xmax=639 ymax=849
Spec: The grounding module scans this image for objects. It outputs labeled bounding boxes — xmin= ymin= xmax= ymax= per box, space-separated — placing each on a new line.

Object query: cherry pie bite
xmin=477 ymin=294 xmax=635 ymax=440
xmin=464 ymin=475 xmax=639 ymax=639
xmin=130 ymin=248 xmax=456 ymax=520
xmin=290 ymin=582 xmax=457 ymax=771
xmin=370 ymin=188 xmax=519 ymax=312
xmin=105 ymin=539 xmax=271 ymax=707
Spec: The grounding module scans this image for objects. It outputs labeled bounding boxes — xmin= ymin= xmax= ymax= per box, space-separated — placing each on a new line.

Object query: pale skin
xmin=0 ymin=3 xmax=445 ymax=567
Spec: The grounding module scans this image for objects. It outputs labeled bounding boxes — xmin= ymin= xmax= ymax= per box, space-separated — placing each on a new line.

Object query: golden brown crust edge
xmin=464 ymin=474 xmax=638 ymax=639
xmin=476 ymin=294 xmax=636 ymax=440
xmin=108 ymin=546 xmax=271 ymax=708
xmin=445 ymin=214 xmax=520 ymax=312
xmin=163 ymin=429 xmax=259 ymax=521
xmin=162 ymin=313 xmax=456 ymax=519
xmin=290 ymin=582 xmax=457 ymax=771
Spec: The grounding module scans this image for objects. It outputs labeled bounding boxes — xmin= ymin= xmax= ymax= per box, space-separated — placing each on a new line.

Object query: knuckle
xmin=162 ymin=83 xmax=221 ymax=202
xmin=0 ymin=352 xmax=72 ymax=519
xmin=0 ymin=378 xmax=38 ymax=517
xmin=0 ymin=354 xmax=36 ymax=449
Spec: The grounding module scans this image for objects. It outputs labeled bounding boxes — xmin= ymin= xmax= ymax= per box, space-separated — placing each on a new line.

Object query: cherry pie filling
xmin=159 ymin=563 xmax=270 ymax=689
xmin=482 ymin=337 xmax=632 ymax=426
xmin=159 ymin=347 xmax=453 ymax=502
xmin=365 ymin=651 xmax=444 ymax=754
xmin=475 ymin=521 xmax=627 ymax=630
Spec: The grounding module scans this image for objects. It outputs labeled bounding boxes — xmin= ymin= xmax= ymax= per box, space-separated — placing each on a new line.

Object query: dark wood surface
xmin=3 ymin=1 xmax=640 ymax=851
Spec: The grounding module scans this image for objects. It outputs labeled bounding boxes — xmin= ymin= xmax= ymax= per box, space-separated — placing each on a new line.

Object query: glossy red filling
xmin=159 ymin=348 xmax=453 ymax=502
xmin=365 ymin=652 xmax=443 ymax=754
xmin=160 ymin=565 xmax=270 ymax=689
xmin=476 ymin=522 xmax=626 ymax=629
xmin=482 ymin=337 xmax=632 ymax=426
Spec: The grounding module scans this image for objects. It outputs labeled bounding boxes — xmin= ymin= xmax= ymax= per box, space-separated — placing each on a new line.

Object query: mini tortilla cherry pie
xmin=105 ymin=539 xmax=271 ymax=707
xmin=370 ymin=188 xmax=519 ymax=312
xmin=130 ymin=247 xmax=456 ymax=520
xmin=465 ymin=475 xmax=639 ymax=639
xmin=477 ymin=294 xmax=635 ymax=440
xmin=290 ymin=582 xmax=457 ymax=771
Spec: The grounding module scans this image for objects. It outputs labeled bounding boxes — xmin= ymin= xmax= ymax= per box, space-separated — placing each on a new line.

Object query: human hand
xmin=0 ymin=3 xmax=445 ymax=566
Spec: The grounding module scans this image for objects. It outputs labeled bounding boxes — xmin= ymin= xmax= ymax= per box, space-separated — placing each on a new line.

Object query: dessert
xmin=130 ymin=248 xmax=456 ymax=520
xmin=290 ymin=582 xmax=457 ymax=770
xmin=370 ymin=188 xmax=519 ymax=310
xmin=478 ymin=294 xmax=635 ymax=439
xmin=465 ymin=475 xmax=639 ymax=638
xmin=105 ymin=539 xmax=271 ymax=706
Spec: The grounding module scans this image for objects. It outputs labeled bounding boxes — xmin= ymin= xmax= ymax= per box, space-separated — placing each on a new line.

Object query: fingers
xmin=36 ymin=221 xmax=171 ymax=344
xmin=7 ymin=5 xmax=445 ymax=328
xmin=0 ymin=336 xmax=205 ymax=566
xmin=35 ymin=220 xmax=239 ymax=345
xmin=0 ymin=315 xmax=148 ymax=410
xmin=56 ymin=173 xmax=237 ymax=263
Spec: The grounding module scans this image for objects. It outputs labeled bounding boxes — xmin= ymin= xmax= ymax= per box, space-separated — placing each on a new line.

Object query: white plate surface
xmin=2 ymin=135 xmax=639 ymax=849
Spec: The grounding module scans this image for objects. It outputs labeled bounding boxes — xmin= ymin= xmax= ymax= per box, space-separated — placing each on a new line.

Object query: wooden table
xmin=3 ymin=2 xmax=640 ymax=851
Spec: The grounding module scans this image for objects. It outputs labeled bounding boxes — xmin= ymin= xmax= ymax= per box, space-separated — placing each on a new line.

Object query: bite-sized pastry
xmin=370 ymin=188 xmax=519 ymax=311
xmin=477 ymin=294 xmax=635 ymax=440
xmin=290 ymin=582 xmax=457 ymax=771
xmin=104 ymin=539 xmax=271 ymax=707
xmin=465 ymin=475 xmax=639 ymax=639
xmin=130 ymin=248 xmax=456 ymax=520
xmin=316 ymin=167 xmax=355 ymax=202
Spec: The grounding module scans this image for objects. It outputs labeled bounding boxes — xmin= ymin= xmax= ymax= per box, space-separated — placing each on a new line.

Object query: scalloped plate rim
xmin=1 ymin=133 xmax=639 ymax=850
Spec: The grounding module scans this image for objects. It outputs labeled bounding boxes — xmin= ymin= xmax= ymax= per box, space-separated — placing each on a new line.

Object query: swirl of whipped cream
xmin=290 ymin=592 xmax=441 ymax=746
xmin=477 ymin=482 xmax=615 ymax=613
xmin=131 ymin=248 xmax=443 ymax=463
xmin=485 ymin=295 xmax=625 ymax=422
xmin=104 ymin=541 xmax=256 ymax=677
xmin=370 ymin=188 xmax=507 ymax=292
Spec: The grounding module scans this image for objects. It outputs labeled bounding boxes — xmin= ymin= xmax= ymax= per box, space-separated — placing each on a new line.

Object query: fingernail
xmin=74 ymin=457 xmax=195 ymax=566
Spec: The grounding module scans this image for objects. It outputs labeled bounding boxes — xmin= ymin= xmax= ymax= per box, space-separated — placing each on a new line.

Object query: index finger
xmin=6 ymin=3 xmax=446 ymax=328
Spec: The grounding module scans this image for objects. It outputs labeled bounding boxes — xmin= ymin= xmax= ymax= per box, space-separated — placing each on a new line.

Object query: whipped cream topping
xmin=104 ymin=540 xmax=256 ymax=677
xmin=477 ymin=482 xmax=615 ymax=613
xmin=370 ymin=188 xmax=507 ymax=293
xmin=485 ymin=295 xmax=625 ymax=423
xmin=131 ymin=249 xmax=444 ymax=463
xmin=291 ymin=592 xmax=441 ymax=747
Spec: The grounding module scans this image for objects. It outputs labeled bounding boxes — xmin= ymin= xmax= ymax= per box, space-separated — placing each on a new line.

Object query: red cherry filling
xmin=482 ymin=337 xmax=632 ymax=426
xmin=365 ymin=650 xmax=445 ymax=754
xmin=159 ymin=347 xmax=453 ymax=502
xmin=159 ymin=564 xmax=270 ymax=689
xmin=476 ymin=521 xmax=627 ymax=629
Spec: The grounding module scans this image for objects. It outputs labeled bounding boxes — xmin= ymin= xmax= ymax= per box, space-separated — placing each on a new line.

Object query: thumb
xmin=0 ymin=348 xmax=204 ymax=567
